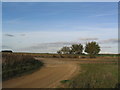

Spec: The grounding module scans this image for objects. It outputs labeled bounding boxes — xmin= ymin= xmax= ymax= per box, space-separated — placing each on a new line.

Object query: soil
xmin=3 ymin=58 xmax=79 ymax=88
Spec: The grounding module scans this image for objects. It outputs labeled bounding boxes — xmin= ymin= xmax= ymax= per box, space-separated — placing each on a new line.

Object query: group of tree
xmin=57 ymin=41 xmax=100 ymax=58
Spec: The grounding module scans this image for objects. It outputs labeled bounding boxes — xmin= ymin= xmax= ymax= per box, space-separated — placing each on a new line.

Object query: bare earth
xmin=3 ymin=58 xmax=79 ymax=88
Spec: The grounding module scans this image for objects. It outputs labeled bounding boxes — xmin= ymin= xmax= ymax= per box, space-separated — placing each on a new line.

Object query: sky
xmin=0 ymin=1 xmax=2 ymax=51
xmin=2 ymin=0 xmax=120 ymax=2
xmin=2 ymin=2 xmax=119 ymax=53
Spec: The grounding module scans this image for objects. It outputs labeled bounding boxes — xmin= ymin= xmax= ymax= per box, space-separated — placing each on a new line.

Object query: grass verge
xmin=65 ymin=63 xmax=118 ymax=88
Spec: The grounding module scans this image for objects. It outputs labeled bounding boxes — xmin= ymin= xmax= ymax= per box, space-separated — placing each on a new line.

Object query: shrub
xmin=2 ymin=53 xmax=43 ymax=81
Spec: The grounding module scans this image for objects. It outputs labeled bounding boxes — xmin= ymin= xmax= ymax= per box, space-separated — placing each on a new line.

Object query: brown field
xmin=2 ymin=56 xmax=118 ymax=88
xmin=3 ymin=58 xmax=79 ymax=88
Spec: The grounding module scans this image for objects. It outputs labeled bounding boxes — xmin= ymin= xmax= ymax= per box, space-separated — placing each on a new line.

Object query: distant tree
xmin=71 ymin=44 xmax=83 ymax=54
xmin=85 ymin=41 xmax=100 ymax=58
xmin=60 ymin=46 xmax=71 ymax=54
xmin=57 ymin=50 xmax=62 ymax=54
xmin=2 ymin=50 xmax=13 ymax=53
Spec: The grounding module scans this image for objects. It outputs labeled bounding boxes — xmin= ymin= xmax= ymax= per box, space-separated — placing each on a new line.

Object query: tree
xmin=2 ymin=50 xmax=13 ymax=53
xmin=85 ymin=41 xmax=100 ymax=58
xmin=60 ymin=46 xmax=71 ymax=54
xmin=57 ymin=50 xmax=62 ymax=54
xmin=71 ymin=44 xmax=83 ymax=54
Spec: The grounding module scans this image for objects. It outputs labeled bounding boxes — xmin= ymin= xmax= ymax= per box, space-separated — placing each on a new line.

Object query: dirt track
xmin=3 ymin=58 xmax=79 ymax=88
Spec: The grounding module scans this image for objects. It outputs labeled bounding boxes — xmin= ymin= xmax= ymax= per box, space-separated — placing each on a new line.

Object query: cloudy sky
xmin=2 ymin=0 xmax=120 ymax=2
xmin=2 ymin=2 xmax=118 ymax=53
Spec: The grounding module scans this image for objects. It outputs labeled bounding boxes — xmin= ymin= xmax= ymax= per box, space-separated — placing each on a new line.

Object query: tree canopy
xmin=58 ymin=46 xmax=71 ymax=54
xmin=71 ymin=44 xmax=83 ymax=54
xmin=85 ymin=41 xmax=100 ymax=58
xmin=57 ymin=41 xmax=101 ymax=58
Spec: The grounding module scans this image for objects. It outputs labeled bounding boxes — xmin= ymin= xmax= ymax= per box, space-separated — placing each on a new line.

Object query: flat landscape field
xmin=2 ymin=2 xmax=119 ymax=89
xmin=3 ymin=56 xmax=119 ymax=88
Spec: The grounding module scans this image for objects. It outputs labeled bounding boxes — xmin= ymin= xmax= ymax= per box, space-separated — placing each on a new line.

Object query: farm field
xmin=3 ymin=56 xmax=119 ymax=88
xmin=3 ymin=57 xmax=79 ymax=88
xmin=60 ymin=63 xmax=118 ymax=88
xmin=2 ymin=2 xmax=119 ymax=89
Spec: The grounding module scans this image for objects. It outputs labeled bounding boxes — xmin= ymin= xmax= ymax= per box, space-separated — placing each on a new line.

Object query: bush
xmin=2 ymin=53 xmax=43 ymax=81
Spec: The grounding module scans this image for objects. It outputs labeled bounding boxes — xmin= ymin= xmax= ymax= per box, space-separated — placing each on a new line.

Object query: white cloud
xmin=79 ymin=37 xmax=98 ymax=41
xmin=14 ymin=40 xmax=118 ymax=54
xmin=100 ymin=38 xmax=120 ymax=44
xmin=4 ymin=34 xmax=14 ymax=37
xmin=2 ymin=26 xmax=118 ymax=54
xmin=101 ymin=46 xmax=112 ymax=48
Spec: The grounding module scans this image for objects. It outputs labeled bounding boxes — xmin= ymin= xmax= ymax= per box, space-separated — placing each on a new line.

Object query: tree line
xmin=57 ymin=41 xmax=100 ymax=58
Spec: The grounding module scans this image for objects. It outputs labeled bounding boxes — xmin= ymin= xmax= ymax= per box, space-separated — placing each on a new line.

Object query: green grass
xmin=67 ymin=63 xmax=118 ymax=88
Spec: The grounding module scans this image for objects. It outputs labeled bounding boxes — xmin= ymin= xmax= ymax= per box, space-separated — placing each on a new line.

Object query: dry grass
xmin=61 ymin=57 xmax=118 ymax=88
xmin=2 ymin=53 xmax=43 ymax=81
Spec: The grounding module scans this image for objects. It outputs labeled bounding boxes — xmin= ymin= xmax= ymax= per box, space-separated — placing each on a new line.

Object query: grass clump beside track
xmin=68 ymin=63 xmax=118 ymax=88
xmin=2 ymin=53 xmax=43 ymax=81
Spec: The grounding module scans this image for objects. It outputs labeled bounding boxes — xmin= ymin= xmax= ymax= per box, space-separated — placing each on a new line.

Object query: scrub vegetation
xmin=2 ymin=53 xmax=43 ymax=81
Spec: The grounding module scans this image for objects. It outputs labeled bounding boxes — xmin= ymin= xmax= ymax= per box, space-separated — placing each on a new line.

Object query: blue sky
xmin=2 ymin=2 xmax=118 ymax=53
xmin=0 ymin=1 xmax=2 ymax=51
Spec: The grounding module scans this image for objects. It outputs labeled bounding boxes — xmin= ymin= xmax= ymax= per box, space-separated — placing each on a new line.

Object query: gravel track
xmin=3 ymin=58 xmax=79 ymax=88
